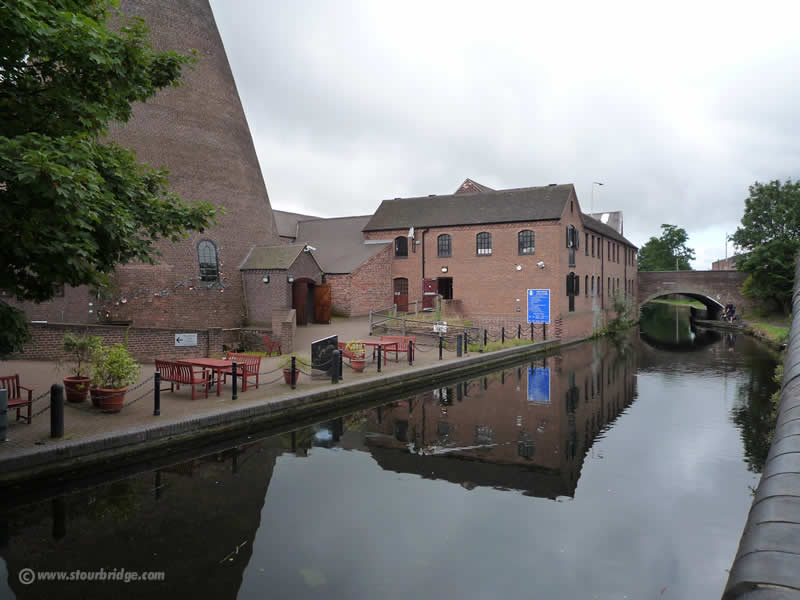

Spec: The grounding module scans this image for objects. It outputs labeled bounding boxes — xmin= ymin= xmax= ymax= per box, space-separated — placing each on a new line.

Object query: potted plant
xmin=345 ymin=341 xmax=367 ymax=373
xmin=279 ymin=354 xmax=306 ymax=385
xmin=62 ymin=333 xmax=102 ymax=403
xmin=89 ymin=343 xmax=141 ymax=412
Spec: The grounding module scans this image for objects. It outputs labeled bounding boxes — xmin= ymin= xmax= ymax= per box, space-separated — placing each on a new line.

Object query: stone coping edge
xmin=723 ymin=253 xmax=800 ymax=599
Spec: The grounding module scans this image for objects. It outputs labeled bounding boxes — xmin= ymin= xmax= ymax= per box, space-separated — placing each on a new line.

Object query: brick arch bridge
xmin=637 ymin=270 xmax=750 ymax=318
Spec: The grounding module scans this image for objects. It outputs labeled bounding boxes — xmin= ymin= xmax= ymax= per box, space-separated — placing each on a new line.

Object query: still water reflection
xmin=1 ymin=307 xmax=779 ymax=599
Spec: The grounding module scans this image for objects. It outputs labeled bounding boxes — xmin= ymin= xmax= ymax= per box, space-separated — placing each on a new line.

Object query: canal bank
xmin=0 ymin=338 xmax=561 ymax=487
xmin=724 ymin=255 xmax=800 ymax=599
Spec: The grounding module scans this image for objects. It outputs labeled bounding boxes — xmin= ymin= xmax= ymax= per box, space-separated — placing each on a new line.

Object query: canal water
xmin=0 ymin=304 xmax=779 ymax=599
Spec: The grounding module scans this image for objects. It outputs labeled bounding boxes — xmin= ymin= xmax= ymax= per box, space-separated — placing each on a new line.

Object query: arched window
xmin=394 ymin=236 xmax=408 ymax=258
xmin=591 ymin=275 xmax=595 ymax=296
xmin=518 ymin=230 xmax=535 ymax=255
xmin=437 ymin=234 xmax=452 ymax=257
xmin=585 ymin=275 xmax=588 ymax=297
xmin=476 ymin=232 xmax=492 ymax=255
xmin=197 ymin=240 xmax=219 ymax=282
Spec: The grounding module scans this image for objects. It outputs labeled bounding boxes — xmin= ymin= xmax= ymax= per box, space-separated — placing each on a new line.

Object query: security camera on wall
xmin=537 ymin=261 xmax=545 ymax=269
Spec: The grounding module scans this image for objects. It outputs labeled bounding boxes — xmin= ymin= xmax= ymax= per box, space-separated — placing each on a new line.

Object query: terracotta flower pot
xmin=351 ymin=359 xmax=366 ymax=372
xmin=90 ymin=387 xmax=128 ymax=413
xmin=63 ymin=376 xmax=91 ymax=403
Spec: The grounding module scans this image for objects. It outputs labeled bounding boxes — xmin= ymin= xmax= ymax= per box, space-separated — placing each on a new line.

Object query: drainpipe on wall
xmin=420 ymin=228 xmax=429 ymax=280
xmin=600 ymin=236 xmax=605 ymax=311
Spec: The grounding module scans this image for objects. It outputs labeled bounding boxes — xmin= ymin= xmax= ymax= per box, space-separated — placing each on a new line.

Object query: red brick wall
xmin=327 ymin=274 xmax=353 ymax=316
xmin=2 ymin=286 xmax=92 ymax=323
xmin=350 ymin=244 xmax=393 ymax=316
xmin=15 ymin=323 xmax=227 ymax=362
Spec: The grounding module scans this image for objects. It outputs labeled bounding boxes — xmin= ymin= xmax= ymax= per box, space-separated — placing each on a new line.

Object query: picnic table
xmin=176 ymin=358 xmax=234 ymax=396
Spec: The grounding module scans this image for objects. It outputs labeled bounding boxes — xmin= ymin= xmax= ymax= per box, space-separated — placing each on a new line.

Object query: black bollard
xmin=231 ymin=362 xmax=238 ymax=400
xmin=518 ymin=324 xmax=521 ymax=339
xmin=463 ymin=332 xmax=468 ymax=355
xmin=543 ymin=323 xmax=547 ymax=340
xmin=377 ymin=345 xmax=382 ymax=373
xmin=484 ymin=329 xmax=488 ymax=346
xmin=531 ymin=322 xmax=534 ymax=341
xmin=456 ymin=334 xmax=463 ymax=357
xmin=339 ymin=350 xmax=344 ymax=380
xmin=0 ymin=389 xmax=7 ymax=443
xmin=153 ymin=371 xmax=161 ymax=416
xmin=332 ymin=350 xmax=340 ymax=383
xmin=439 ymin=336 xmax=443 ymax=360
xmin=408 ymin=340 xmax=413 ymax=365
xmin=291 ymin=356 xmax=296 ymax=390
xmin=50 ymin=384 xmax=64 ymax=439
xmin=502 ymin=327 xmax=505 ymax=344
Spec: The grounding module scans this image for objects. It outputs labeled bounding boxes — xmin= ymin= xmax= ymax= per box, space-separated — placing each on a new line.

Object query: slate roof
xmin=273 ymin=210 xmax=318 ymax=239
xmin=581 ymin=213 xmax=636 ymax=248
xmin=295 ymin=216 xmax=389 ymax=274
xmin=363 ymin=184 xmax=574 ymax=232
xmin=239 ymin=244 xmax=313 ymax=270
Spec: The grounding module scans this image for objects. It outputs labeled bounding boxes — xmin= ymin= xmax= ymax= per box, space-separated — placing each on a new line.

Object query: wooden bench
xmin=222 ymin=353 xmax=261 ymax=391
xmin=155 ymin=360 xmax=209 ymax=400
xmin=379 ymin=336 xmax=416 ymax=361
xmin=0 ymin=374 xmax=33 ymax=424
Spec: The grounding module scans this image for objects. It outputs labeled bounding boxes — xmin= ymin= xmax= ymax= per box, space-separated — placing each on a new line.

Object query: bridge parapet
xmin=723 ymin=253 xmax=800 ymax=598
xmin=637 ymin=270 xmax=751 ymax=313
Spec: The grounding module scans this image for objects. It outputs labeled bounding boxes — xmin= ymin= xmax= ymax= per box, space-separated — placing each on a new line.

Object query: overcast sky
xmin=209 ymin=0 xmax=800 ymax=269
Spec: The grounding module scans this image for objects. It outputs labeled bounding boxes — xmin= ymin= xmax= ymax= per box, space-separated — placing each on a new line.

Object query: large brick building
xmin=6 ymin=0 xmax=286 ymax=332
xmin=360 ymin=180 xmax=638 ymax=341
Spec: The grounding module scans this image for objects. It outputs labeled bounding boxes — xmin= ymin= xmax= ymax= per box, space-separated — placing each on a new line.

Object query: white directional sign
xmin=175 ymin=333 xmax=198 ymax=347
xmin=433 ymin=321 xmax=448 ymax=333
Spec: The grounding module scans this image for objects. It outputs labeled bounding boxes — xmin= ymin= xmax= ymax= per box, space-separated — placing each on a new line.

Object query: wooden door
xmin=314 ymin=284 xmax=332 ymax=324
xmin=422 ymin=278 xmax=438 ymax=310
xmin=293 ymin=281 xmax=308 ymax=325
xmin=394 ymin=278 xmax=409 ymax=312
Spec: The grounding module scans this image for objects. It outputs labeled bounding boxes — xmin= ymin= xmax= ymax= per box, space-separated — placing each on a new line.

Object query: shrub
xmin=90 ymin=343 xmax=141 ymax=389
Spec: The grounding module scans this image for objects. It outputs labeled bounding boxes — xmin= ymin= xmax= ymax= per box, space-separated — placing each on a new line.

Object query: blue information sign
xmin=527 ymin=289 xmax=550 ymax=324
xmin=527 ymin=367 xmax=551 ymax=404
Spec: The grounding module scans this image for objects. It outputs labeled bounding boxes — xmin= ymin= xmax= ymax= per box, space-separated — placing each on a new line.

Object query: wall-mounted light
xmin=288 ymin=274 xmax=295 ymax=283
xmin=441 ymin=266 xmax=448 ymax=273
xmin=536 ymin=261 xmax=545 ymax=269
xmin=515 ymin=264 xmax=522 ymax=271
xmin=262 ymin=275 xmax=270 ymax=284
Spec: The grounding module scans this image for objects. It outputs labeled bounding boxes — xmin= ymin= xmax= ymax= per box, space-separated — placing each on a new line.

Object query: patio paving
xmin=0 ymin=319 xmax=465 ymax=461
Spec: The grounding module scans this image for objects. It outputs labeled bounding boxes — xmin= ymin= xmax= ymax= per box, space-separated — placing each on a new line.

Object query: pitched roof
xmin=454 ymin=178 xmax=495 ymax=194
xmin=239 ymin=244 xmax=315 ymax=270
xmin=363 ymin=184 xmax=574 ymax=231
xmin=295 ymin=216 xmax=389 ymax=274
xmin=581 ymin=213 xmax=636 ymax=248
xmin=273 ymin=210 xmax=319 ymax=239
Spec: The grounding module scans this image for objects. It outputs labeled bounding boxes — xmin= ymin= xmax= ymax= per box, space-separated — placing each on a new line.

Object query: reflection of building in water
xmin=2 ymin=443 xmax=280 ymax=599
xmin=365 ymin=340 xmax=637 ymax=499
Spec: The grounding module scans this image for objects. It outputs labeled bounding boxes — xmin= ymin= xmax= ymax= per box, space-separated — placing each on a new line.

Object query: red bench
xmin=0 ymin=374 xmax=33 ymax=424
xmin=222 ymin=353 xmax=261 ymax=391
xmin=379 ymin=336 xmax=416 ymax=361
xmin=155 ymin=360 xmax=209 ymax=400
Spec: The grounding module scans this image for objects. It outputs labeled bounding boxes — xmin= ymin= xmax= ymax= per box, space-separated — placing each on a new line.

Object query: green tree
xmin=637 ymin=224 xmax=695 ymax=271
xmin=0 ymin=0 xmax=218 ymax=356
xmin=731 ymin=180 xmax=800 ymax=314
